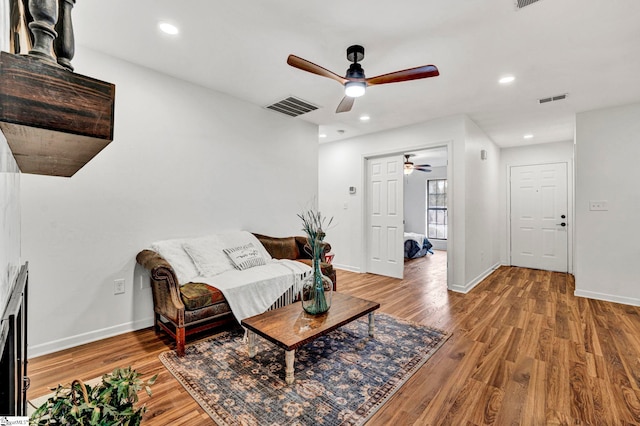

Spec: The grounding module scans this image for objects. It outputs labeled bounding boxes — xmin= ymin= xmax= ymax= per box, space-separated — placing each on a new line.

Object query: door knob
xmin=561 ymin=214 xmax=566 ymax=219
xmin=556 ymin=222 xmax=566 ymax=227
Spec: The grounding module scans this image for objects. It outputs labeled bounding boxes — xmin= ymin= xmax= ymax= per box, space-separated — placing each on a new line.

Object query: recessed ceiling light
xmin=360 ymin=115 xmax=370 ymax=121
xmin=158 ymin=22 xmax=179 ymax=35
xmin=499 ymin=75 xmax=515 ymax=84
xmin=523 ymin=134 xmax=534 ymax=139
xmin=319 ymin=134 xmax=327 ymax=138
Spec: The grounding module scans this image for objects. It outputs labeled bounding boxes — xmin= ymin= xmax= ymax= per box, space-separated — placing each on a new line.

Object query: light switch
xmin=589 ymin=200 xmax=608 ymax=211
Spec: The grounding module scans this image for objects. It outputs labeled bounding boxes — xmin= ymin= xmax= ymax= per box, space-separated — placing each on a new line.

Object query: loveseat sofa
xmin=136 ymin=231 xmax=336 ymax=356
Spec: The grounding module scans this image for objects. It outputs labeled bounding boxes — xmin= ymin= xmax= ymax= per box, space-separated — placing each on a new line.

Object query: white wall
xmin=0 ymin=132 xmax=21 ymax=313
xmin=0 ymin=0 xmax=21 ymax=315
xmin=462 ymin=117 xmax=501 ymax=289
xmin=319 ymin=115 xmax=463 ymax=281
xmin=21 ymin=47 xmax=318 ymax=356
xmin=575 ymin=102 xmax=640 ymax=305
xmin=0 ymin=0 xmax=8 ymax=52
xmin=499 ymin=140 xmax=574 ymax=268
xmin=403 ymin=170 xmax=425 ymax=234
xmin=318 ymin=114 xmax=501 ymax=292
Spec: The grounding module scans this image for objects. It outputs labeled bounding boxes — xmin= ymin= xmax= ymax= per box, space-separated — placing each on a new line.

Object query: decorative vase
xmin=301 ymin=256 xmax=332 ymax=315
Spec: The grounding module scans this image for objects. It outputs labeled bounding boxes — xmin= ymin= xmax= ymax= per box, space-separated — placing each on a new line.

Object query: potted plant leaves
xmin=30 ymin=366 xmax=157 ymax=425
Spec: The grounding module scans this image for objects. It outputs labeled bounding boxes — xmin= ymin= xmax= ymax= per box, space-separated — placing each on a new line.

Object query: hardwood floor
xmin=28 ymin=251 xmax=640 ymax=425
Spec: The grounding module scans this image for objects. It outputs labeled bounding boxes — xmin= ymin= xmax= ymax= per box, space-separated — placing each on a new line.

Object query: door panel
xmin=510 ymin=163 xmax=568 ymax=272
xmin=367 ymin=155 xmax=404 ymax=278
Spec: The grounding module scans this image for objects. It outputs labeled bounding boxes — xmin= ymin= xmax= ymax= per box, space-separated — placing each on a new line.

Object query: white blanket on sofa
xmin=197 ymin=259 xmax=311 ymax=322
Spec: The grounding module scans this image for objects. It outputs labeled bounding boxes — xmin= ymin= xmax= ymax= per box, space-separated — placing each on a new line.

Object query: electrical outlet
xmin=114 ymin=279 xmax=125 ymax=295
xmin=589 ymin=200 xmax=608 ymax=211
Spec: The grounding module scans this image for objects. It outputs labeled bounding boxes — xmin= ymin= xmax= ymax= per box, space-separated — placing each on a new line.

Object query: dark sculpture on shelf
xmin=25 ymin=0 xmax=75 ymax=71
xmin=26 ymin=0 xmax=58 ymax=62
xmin=1 ymin=0 xmax=115 ymax=178
xmin=54 ymin=0 xmax=75 ymax=70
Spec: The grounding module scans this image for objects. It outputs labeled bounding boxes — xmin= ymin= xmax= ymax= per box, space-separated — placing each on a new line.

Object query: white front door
xmin=366 ymin=155 xmax=404 ymax=278
xmin=510 ymin=163 xmax=568 ymax=272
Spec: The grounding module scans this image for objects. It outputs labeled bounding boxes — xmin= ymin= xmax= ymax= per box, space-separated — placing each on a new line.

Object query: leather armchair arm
xmin=136 ymin=249 xmax=186 ymax=326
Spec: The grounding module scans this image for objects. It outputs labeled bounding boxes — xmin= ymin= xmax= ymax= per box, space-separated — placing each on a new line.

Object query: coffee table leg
xmin=368 ymin=312 xmax=375 ymax=337
xmin=247 ymin=331 xmax=256 ymax=357
xmin=285 ymin=350 xmax=295 ymax=384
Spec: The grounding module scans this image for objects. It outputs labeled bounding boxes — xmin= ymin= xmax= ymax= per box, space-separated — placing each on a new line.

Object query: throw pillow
xmin=183 ymin=235 xmax=236 ymax=277
xmin=223 ymin=243 xmax=267 ymax=270
xmin=218 ymin=231 xmax=273 ymax=261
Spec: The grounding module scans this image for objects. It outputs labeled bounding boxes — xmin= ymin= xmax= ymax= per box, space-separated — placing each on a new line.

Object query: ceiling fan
xmin=287 ymin=45 xmax=439 ymax=113
xmin=404 ymin=154 xmax=431 ymax=175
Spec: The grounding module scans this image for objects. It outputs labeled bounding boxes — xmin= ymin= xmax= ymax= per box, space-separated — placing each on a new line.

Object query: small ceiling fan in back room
xmin=404 ymin=154 xmax=431 ymax=175
xmin=287 ymin=45 xmax=439 ymax=113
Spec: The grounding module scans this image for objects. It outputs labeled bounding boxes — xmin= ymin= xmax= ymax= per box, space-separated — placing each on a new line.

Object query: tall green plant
xmin=297 ymin=206 xmax=333 ymax=258
xmin=30 ymin=366 xmax=157 ymax=426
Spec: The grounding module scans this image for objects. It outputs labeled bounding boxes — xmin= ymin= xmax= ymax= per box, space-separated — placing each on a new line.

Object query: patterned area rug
xmin=159 ymin=312 xmax=450 ymax=425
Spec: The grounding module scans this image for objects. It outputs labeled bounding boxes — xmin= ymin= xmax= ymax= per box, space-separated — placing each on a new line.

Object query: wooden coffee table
xmin=241 ymin=292 xmax=380 ymax=384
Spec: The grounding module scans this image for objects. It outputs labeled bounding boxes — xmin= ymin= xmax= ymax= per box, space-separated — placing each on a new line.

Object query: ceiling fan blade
xmin=415 ymin=167 xmax=432 ymax=172
xmin=287 ymin=55 xmax=348 ymax=85
xmin=366 ymin=65 xmax=439 ymax=86
xmin=416 ymin=163 xmax=432 ymax=167
xmin=336 ymin=96 xmax=355 ymax=113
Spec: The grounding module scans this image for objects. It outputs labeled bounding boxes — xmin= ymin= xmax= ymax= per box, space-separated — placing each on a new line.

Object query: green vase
xmin=301 ymin=256 xmax=332 ymax=315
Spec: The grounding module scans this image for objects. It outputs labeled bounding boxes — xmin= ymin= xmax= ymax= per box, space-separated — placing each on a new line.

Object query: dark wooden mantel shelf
xmin=0 ymin=51 xmax=115 ymax=177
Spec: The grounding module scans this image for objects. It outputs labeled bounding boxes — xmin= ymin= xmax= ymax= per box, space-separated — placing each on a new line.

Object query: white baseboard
xmin=332 ymin=263 xmax=360 ymax=273
xmin=29 ymin=317 xmax=155 ymax=358
xmin=430 ymin=240 xmax=447 ymax=251
xmin=449 ymin=262 xmax=500 ymax=294
xmin=574 ymin=289 xmax=640 ymax=307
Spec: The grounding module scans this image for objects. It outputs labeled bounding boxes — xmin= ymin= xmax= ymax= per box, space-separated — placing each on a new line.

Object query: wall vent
xmin=515 ymin=0 xmax=542 ymax=9
xmin=538 ymin=93 xmax=568 ymax=104
xmin=265 ymin=96 xmax=319 ymax=117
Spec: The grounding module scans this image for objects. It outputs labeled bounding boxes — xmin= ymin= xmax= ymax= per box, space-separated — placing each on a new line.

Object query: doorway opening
xmin=364 ymin=144 xmax=450 ymax=290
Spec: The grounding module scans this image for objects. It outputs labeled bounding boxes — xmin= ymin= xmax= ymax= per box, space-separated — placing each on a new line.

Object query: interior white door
xmin=510 ymin=163 xmax=568 ymax=272
xmin=366 ymin=155 xmax=404 ymax=278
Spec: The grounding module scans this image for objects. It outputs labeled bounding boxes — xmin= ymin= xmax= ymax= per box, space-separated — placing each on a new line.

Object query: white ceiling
xmin=73 ymin=0 xmax=640 ymax=147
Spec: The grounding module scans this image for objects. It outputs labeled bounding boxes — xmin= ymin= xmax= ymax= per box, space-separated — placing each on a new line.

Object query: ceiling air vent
xmin=538 ymin=93 xmax=568 ymax=104
xmin=515 ymin=0 xmax=542 ymax=9
xmin=265 ymin=96 xmax=319 ymax=117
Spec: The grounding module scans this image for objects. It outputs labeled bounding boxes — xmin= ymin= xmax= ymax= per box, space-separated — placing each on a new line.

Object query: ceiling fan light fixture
xmin=345 ymin=81 xmax=366 ymax=98
xmin=287 ymin=45 xmax=438 ymax=113
xmin=404 ymin=163 xmax=414 ymax=175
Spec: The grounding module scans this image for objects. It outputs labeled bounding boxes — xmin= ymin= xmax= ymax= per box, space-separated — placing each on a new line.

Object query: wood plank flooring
xmin=27 ymin=251 xmax=640 ymax=425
